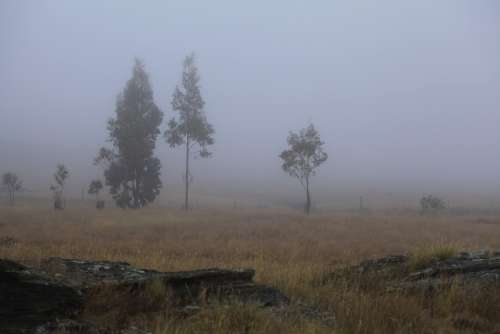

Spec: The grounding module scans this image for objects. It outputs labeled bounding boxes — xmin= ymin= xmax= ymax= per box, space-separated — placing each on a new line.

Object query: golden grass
xmin=151 ymin=304 xmax=333 ymax=334
xmin=408 ymin=242 xmax=459 ymax=271
xmin=1 ymin=206 xmax=500 ymax=333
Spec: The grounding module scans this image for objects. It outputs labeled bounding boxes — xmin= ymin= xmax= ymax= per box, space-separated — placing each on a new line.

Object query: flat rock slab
xmin=38 ymin=258 xmax=286 ymax=307
xmin=40 ymin=258 xmax=255 ymax=288
xmin=0 ymin=259 xmax=83 ymax=334
xmin=34 ymin=320 xmax=150 ymax=334
xmin=1 ymin=258 xmax=289 ymax=334
xmin=320 ymin=250 xmax=500 ymax=293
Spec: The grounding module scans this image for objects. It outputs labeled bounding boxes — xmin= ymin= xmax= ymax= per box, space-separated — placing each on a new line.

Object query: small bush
xmin=420 ymin=195 xmax=446 ymax=215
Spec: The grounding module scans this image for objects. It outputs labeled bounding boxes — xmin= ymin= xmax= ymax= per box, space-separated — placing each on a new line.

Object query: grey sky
xmin=1 ymin=1 xmax=499 ymax=206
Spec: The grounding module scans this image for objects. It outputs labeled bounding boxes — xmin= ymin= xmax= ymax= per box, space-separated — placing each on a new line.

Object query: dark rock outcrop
xmin=0 ymin=259 xmax=83 ymax=334
xmin=0 ymin=258 xmax=289 ymax=334
xmin=34 ymin=320 xmax=150 ymax=334
xmin=34 ymin=320 xmax=101 ymax=334
xmin=396 ymin=250 xmax=500 ymax=293
xmin=38 ymin=258 xmax=288 ymax=308
xmin=320 ymin=250 xmax=500 ymax=293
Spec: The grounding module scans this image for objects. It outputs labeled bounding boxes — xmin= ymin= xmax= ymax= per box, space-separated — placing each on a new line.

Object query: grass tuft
xmin=408 ymin=242 xmax=458 ymax=271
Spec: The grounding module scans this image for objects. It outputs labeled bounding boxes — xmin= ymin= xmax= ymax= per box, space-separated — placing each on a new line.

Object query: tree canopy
xmin=164 ymin=54 xmax=214 ymax=210
xmin=88 ymin=179 xmax=103 ymax=197
xmin=280 ymin=124 xmax=327 ymax=214
xmin=96 ymin=59 xmax=163 ymax=208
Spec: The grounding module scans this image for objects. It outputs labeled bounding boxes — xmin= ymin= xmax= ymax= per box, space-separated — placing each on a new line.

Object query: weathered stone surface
xmin=0 ymin=259 xmax=83 ymax=334
xmin=320 ymin=250 xmax=500 ymax=293
xmin=34 ymin=320 xmax=151 ymax=334
xmin=38 ymin=258 xmax=287 ymax=307
xmin=1 ymin=258 xmax=289 ymax=334
xmin=34 ymin=319 xmax=101 ymax=334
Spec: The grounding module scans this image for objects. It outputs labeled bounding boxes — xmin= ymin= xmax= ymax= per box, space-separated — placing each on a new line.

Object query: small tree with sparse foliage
xmin=420 ymin=195 xmax=446 ymax=215
xmin=164 ymin=53 xmax=215 ymax=211
xmin=279 ymin=124 xmax=328 ymax=214
xmin=50 ymin=164 xmax=69 ymax=210
xmin=2 ymin=172 xmax=22 ymax=205
xmin=88 ymin=179 xmax=104 ymax=209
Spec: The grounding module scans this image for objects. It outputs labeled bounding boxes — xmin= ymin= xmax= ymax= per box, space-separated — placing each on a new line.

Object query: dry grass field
xmin=1 ymin=205 xmax=500 ymax=333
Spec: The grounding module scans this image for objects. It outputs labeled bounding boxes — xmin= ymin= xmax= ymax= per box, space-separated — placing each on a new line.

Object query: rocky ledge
xmin=320 ymin=249 xmax=500 ymax=293
xmin=0 ymin=258 xmax=289 ymax=334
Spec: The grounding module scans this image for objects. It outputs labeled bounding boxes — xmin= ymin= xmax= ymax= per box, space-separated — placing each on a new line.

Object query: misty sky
xmin=1 ymin=1 xmax=500 ymax=206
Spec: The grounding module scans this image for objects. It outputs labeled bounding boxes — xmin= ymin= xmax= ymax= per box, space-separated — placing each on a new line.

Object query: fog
xmin=1 ymin=1 xmax=500 ymax=208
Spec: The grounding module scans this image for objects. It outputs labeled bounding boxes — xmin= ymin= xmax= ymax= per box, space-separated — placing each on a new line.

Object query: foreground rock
xmin=0 ymin=259 xmax=83 ymax=334
xmin=398 ymin=250 xmax=500 ymax=293
xmin=0 ymin=258 xmax=288 ymax=334
xmin=320 ymin=250 xmax=500 ymax=293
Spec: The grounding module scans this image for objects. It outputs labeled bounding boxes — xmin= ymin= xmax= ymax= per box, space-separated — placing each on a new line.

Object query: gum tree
xmin=164 ymin=54 xmax=214 ymax=210
xmin=279 ymin=124 xmax=328 ymax=214
xmin=50 ymin=164 xmax=69 ymax=210
xmin=96 ymin=59 xmax=163 ymax=208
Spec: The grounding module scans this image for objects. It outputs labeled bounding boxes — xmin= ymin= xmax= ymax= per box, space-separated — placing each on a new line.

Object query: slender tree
xmin=88 ymin=179 xmax=104 ymax=209
xmin=2 ymin=172 xmax=22 ymax=205
xmin=50 ymin=164 xmax=69 ymax=210
xmin=96 ymin=59 xmax=163 ymax=208
xmin=279 ymin=124 xmax=328 ymax=214
xmin=164 ymin=54 xmax=214 ymax=210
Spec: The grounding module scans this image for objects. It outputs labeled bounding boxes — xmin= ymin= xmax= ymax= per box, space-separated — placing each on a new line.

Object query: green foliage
xmin=164 ymin=54 xmax=215 ymax=156
xmin=88 ymin=179 xmax=103 ymax=197
xmin=49 ymin=164 xmax=69 ymax=193
xmin=280 ymin=124 xmax=328 ymax=182
xmin=96 ymin=59 xmax=163 ymax=209
xmin=279 ymin=124 xmax=327 ymax=214
xmin=2 ymin=172 xmax=22 ymax=193
xmin=52 ymin=164 xmax=69 ymax=190
xmin=164 ymin=53 xmax=215 ymax=210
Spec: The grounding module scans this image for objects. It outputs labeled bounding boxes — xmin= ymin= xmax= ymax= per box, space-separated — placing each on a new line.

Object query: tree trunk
xmin=133 ymin=176 xmax=139 ymax=208
xmin=184 ymin=136 xmax=190 ymax=211
xmin=305 ymin=177 xmax=311 ymax=214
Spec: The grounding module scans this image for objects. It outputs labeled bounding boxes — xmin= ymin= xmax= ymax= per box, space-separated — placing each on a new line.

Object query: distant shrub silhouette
xmin=420 ymin=195 xmax=446 ymax=215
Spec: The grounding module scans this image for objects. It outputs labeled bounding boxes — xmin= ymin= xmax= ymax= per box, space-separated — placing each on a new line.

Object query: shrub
xmin=420 ymin=195 xmax=446 ymax=215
